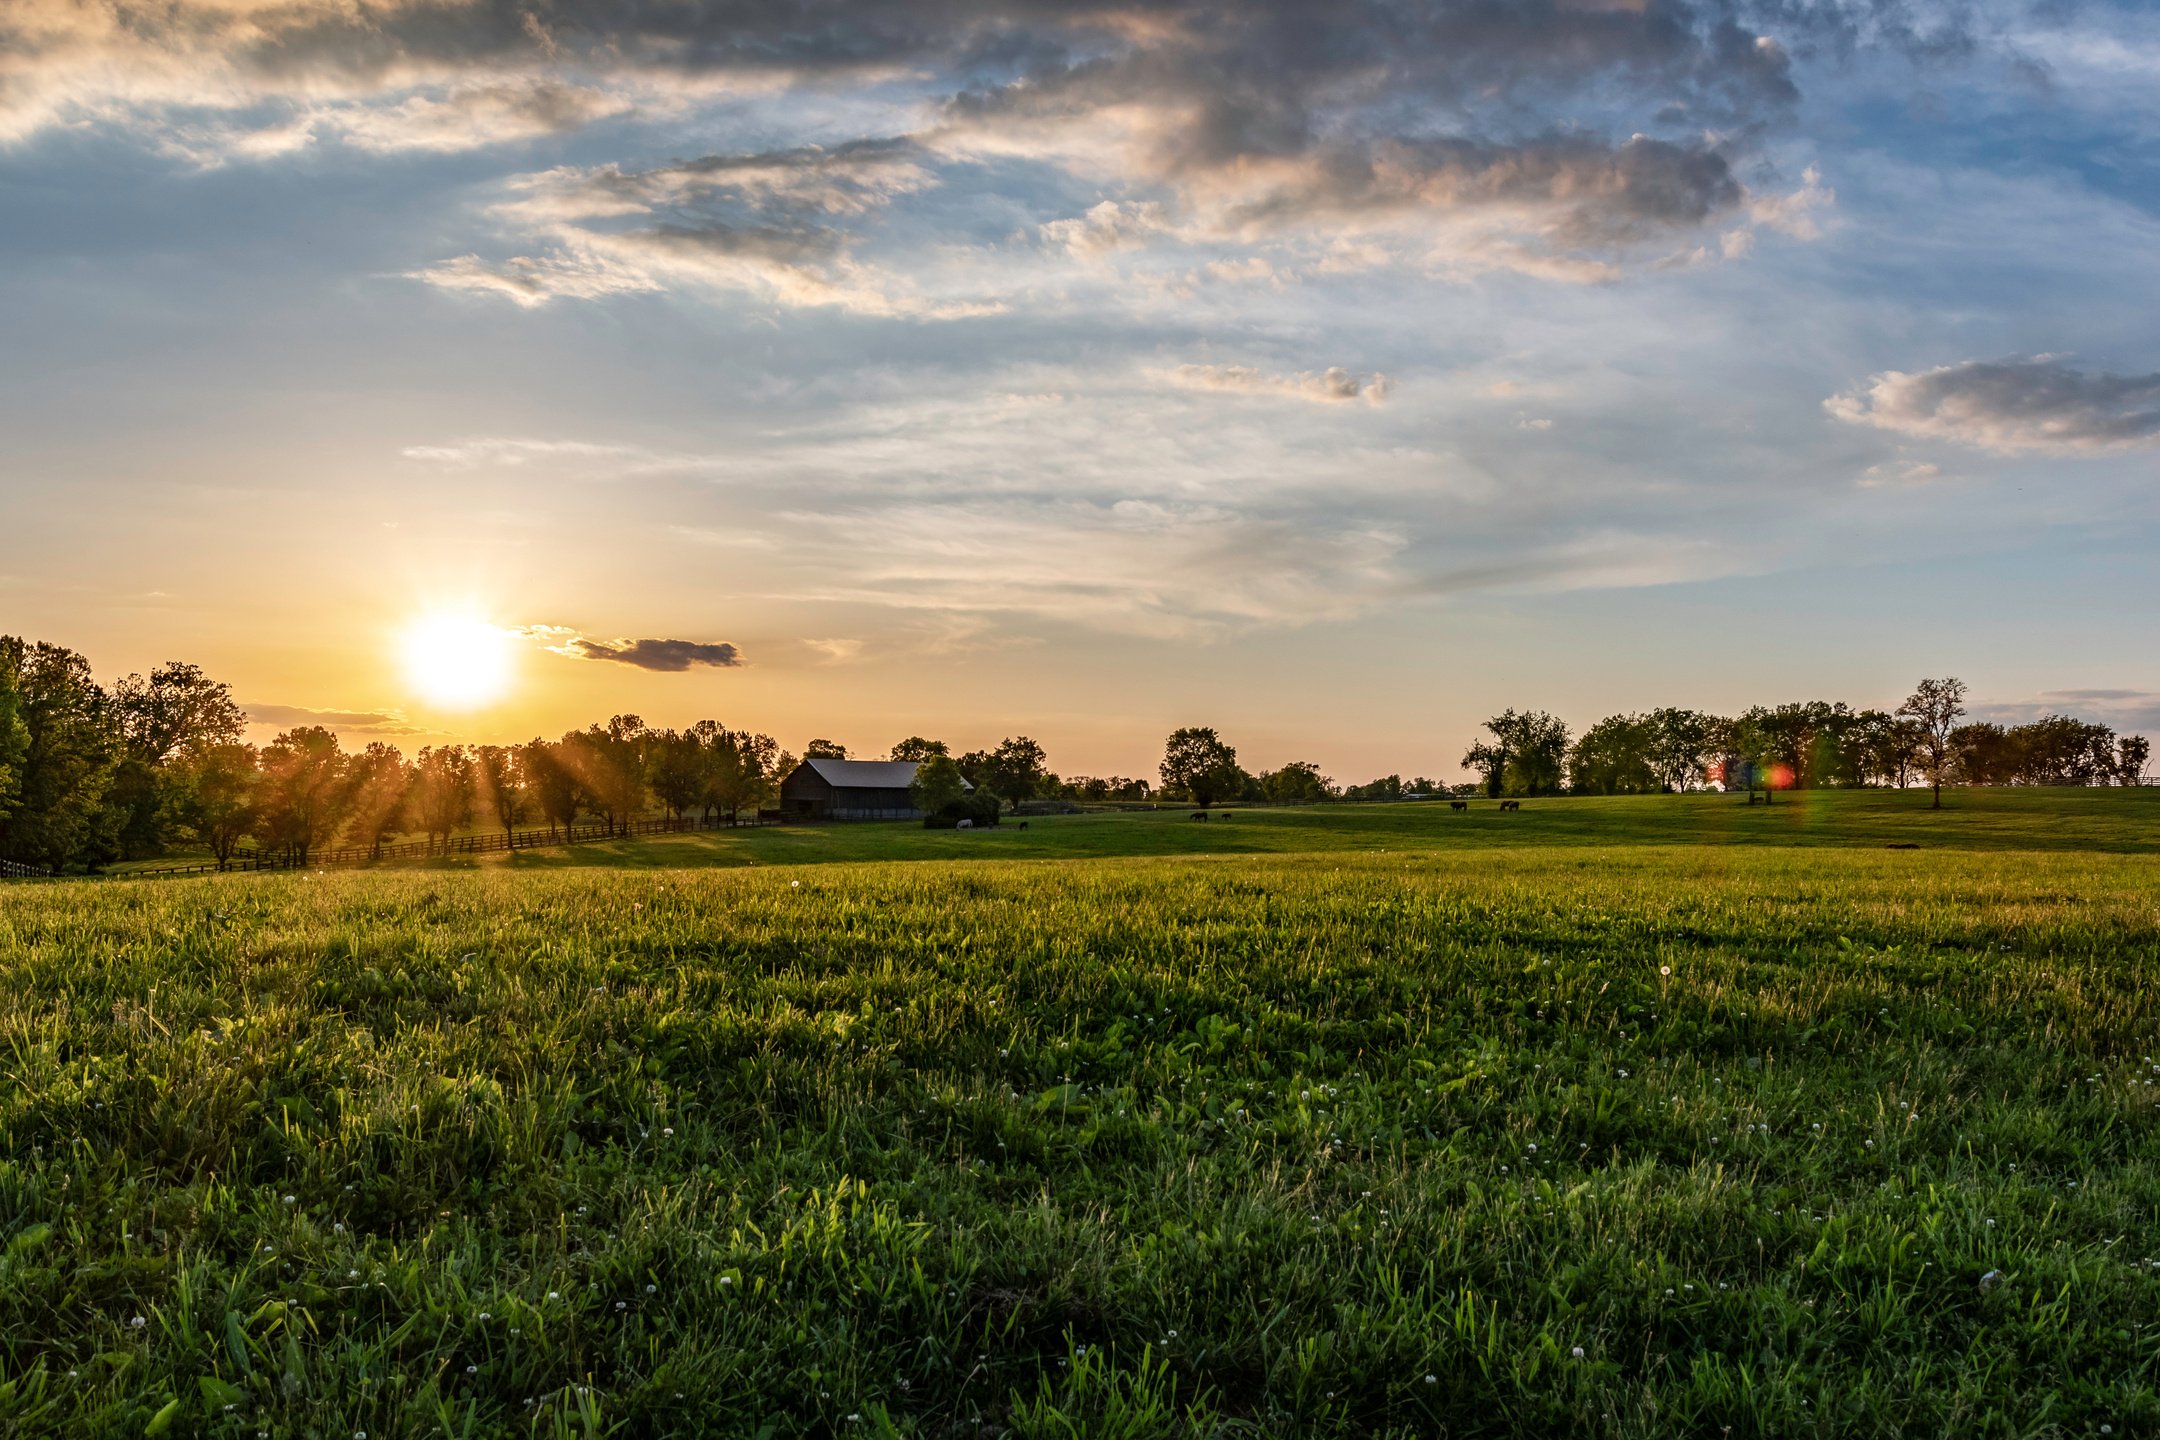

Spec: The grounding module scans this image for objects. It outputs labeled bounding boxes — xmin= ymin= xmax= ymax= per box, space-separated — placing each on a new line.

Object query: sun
xmin=400 ymin=615 xmax=515 ymax=710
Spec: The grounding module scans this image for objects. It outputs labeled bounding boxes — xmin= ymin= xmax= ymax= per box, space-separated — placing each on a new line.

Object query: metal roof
xmin=799 ymin=757 xmax=969 ymax=790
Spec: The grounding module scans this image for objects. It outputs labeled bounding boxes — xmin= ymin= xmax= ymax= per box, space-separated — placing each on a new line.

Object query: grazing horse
xmin=1016 ymin=821 xmax=1029 ymax=830
xmin=1499 ymin=799 xmax=1521 ymax=812
xmin=1449 ymin=800 xmax=1468 ymax=811
xmin=1190 ymin=811 xmax=1209 ymax=821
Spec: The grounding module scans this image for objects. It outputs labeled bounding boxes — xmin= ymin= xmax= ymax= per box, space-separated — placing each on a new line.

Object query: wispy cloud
xmin=1828 ymin=357 xmax=2160 ymax=453
xmin=242 ymin=702 xmax=424 ymax=736
xmin=1167 ymin=364 xmax=1391 ymax=406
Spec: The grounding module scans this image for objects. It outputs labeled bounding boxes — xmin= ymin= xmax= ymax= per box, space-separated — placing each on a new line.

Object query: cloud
xmin=775 ymin=495 xmax=1409 ymax=638
xmin=1039 ymin=201 xmax=1173 ymax=258
xmin=1858 ymin=459 xmax=1943 ymax=487
xmin=1969 ymin=690 xmax=2160 ymax=732
xmin=8 ymin=0 xmax=1860 ymax=300
xmin=329 ymin=80 xmax=633 ymax=154
xmin=1168 ymin=364 xmax=1390 ymax=406
xmin=242 ymin=702 xmax=422 ymax=735
xmin=401 ymin=437 xmax=681 ymax=469
xmin=413 ymin=139 xmax=997 ymax=316
xmin=1827 ymin=357 xmax=2160 ymax=453
xmin=804 ymin=637 xmax=864 ymax=663
xmin=535 ymin=632 xmax=746 ymax=671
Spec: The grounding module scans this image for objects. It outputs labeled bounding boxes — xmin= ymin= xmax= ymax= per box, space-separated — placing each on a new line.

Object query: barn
xmin=777 ymin=758 xmax=967 ymax=820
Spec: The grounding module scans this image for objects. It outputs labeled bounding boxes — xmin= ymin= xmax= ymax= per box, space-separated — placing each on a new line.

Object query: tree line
xmin=3 ymin=638 xmax=2148 ymax=874
xmin=1452 ymin=679 xmax=2149 ymax=807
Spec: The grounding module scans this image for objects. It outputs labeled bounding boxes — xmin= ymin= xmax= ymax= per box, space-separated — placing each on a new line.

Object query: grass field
xmin=4 ymin=793 xmax=2159 ymax=1436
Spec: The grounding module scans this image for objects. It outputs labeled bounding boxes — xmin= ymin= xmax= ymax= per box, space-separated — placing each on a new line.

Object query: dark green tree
xmin=1158 ymin=727 xmax=1245 ymax=808
xmin=0 ymin=637 xmax=120 ymax=869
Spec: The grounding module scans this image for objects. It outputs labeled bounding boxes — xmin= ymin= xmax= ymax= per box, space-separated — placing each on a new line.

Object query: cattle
xmin=1449 ymin=800 xmax=1468 ymax=811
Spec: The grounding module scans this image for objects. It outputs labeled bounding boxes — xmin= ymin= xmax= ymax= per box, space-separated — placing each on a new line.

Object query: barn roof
xmin=799 ymin=758 xmax=969 ymax=790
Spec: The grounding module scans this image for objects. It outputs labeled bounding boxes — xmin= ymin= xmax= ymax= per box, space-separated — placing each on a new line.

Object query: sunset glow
xmin=399 ymin=616 xmax=515 ymax=711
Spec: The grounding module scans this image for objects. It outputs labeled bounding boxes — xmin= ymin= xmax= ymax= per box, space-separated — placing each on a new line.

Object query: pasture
xmin=3 ymin=795 xmax=2159 ymax=1436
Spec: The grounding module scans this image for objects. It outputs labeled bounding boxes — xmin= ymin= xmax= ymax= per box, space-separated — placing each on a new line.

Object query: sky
xmin=2 ymin=0 xmax=2157 ymax=782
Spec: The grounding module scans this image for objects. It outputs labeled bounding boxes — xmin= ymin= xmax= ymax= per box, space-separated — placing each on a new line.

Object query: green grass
xmin=4 ymin=795 xmax=2160 ymax=1437
xmin=403 ymin=787 xmax=2160 ymax=873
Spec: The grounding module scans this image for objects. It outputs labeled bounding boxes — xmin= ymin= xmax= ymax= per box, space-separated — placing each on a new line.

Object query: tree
xmin=409 ymin=745 xmax=474 ymax=851
xmin=1714 ymin=712 xmax=1783 ymax=803
xmin=255 ymin=727 xmax=349 ymax=865
xmin=805 ymin=738 xmax=849 ymax=759
xmin=0 ymin=637 xmax=120 ymax=869
xmin=523 ymin=738 xmax=582 ymax=838
xmin=1464 ymin=710 xmax=1570 ymax=797
xmin=889 ymin=737 xmax=949 ymax=762
xmin=967 ymin=735 xmax=1047 ymax=813
xmin=342 ymin=742 xmax=411 ymax=858
xmin=1159 ymin=727 xmax=1245 ymax=809
xmin=699 ymin=727 xmax=781 ymax=822
xmin=908 ymin=753 xmax=969 ymax=817
xmin=562 ymin=717 xmax=647 ymax=833
xmin=1258 ymin=761 xmax=1334 ymax=803
xmin=1898 ymin=677 xmax=1967 ymax=809
xmin=102 ymin=660 xmax=252 ymax=859
xmin=1646 ymin=708 xmax=1715 ymax=792
xmin=0 ymin=656 xmax=25 ymax=831
xmin=170 ymin=741 xmax=257 ymax=869
xmin=1854 ymin=712 xmax=1923 ymax=787
xmin=473 ymin=744 xmax=528 ymax=840
xmin=2119 ymin=735 xmax=2151 ymax=786
xmin=1567 ymin=714 xmax=1660 ymax=795
xmin=110 ymin=662 xmax=246 ymax=766
xmin=645 ymin=729 xmax=706 ymax=821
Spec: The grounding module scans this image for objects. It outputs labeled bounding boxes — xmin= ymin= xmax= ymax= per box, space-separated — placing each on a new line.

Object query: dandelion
xmin=467 ymin=1364 xmax=478 ymax=1374
xmin=1572 ymin=1346 xmax=1585 ymax=1358
xmin=1424 ymin=1374 xmax=1437 ymax=1384
xmin=1660 ymin=966 xmax=1671 ymax=977
xmin=130 ymin=1316 xmax=146 ymax=1329
xmin=283 ymin=1194 xmax=296 ymax=1205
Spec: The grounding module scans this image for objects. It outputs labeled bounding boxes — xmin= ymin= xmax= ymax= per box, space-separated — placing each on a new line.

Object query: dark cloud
xmin=567 ymin=637 xmax=746 ymax=670
xmin=1827 ymin=357 xmax=2160 ymax=452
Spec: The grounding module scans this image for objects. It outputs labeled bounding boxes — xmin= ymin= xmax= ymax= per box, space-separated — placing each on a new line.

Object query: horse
xmin=1190 ymin=811 xmax=1209 ymax=821
xmin=1449 ymin=800 xmax=1468 ymax=811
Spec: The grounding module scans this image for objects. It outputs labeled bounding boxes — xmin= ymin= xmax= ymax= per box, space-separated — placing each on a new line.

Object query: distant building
xmin=778 ymin=758 xmax=969 ymax=821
